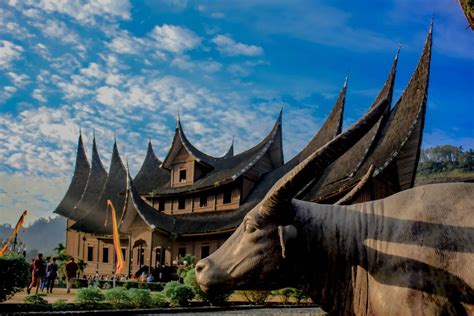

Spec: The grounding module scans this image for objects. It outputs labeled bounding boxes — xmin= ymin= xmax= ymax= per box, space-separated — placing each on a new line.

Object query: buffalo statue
xmin=195 ymin=98 xmax=474 ymax=315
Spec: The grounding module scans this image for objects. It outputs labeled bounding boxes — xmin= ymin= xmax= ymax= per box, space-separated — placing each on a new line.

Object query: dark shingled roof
xmin=129 ymin=95 xmax=389 ymax=235
xmin=304 ymin=25 xmax=432 ymax=202
xmin=152 ymin=111 xmax=284 ymax=196
xmin=71 ymin=141 xmax=127 ymax=235
xmin=54 ymin=134 xmax=90 ymax=220
xmin=74 ymin=137 xmax=108 ymax=220
xmin=122 ymin=172 xmax=175 ymax=233
xmin=133 ymin=141 xmax=169 ymax=194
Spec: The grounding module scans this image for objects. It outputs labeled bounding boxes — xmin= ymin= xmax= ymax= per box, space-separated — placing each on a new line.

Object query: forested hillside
xmin=0 ymin=216 xmax=66 ymax=258
xmin=416 ymin=145 xmax=474 ymax=185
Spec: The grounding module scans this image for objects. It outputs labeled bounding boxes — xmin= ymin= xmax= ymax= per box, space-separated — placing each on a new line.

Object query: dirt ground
xmin=2 ymin=287 xmax=78 ymax=304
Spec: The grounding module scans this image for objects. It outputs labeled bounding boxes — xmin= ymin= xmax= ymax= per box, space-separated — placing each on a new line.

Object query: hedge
xmin=0 ymin=253 xmax=30 ymax=302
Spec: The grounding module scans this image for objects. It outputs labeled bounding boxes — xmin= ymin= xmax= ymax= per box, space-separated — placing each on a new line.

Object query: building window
xmin=102 ymin=247 xmax=109 ymax=263
xmin=223 ymin=190 xmax=232 ymax=204
xmin=121 ymin=247 xmax=126 ymax=260
xmin=155 ymin=248 xmax=162 ymax=267
xmin=179 ymin=169 xmax=187 ymax=182
xmin=87 ymin=246 xmax=94 ymax=261
xmin=138 ymin=248 xmax=145 ymax=266
xmin=201 ymin=245 xmax=210 ymax=259
xmin=158 ymin=200 xmax=165 ymax=211
xmin=178 ymin=247 xmax=186 ymax=259
xmin=178 ymin=197 xmax=186 ymax=210
xmin=199 ymin=195 xmax=207 ymax=207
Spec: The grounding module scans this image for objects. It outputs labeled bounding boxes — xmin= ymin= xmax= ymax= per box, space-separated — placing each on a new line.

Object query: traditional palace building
xmin=55 ymin=27 xmax=432 ymax=278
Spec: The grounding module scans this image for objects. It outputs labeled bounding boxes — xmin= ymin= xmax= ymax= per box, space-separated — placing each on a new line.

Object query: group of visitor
xmin=26 ymin=254 xmax=78 ymax=294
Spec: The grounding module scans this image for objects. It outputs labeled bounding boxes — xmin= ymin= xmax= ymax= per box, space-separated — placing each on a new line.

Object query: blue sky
xmin=0 ymin=0 xmax=473 ymax=225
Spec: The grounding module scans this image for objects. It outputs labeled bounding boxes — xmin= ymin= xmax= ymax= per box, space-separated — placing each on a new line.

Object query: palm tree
xmin=77 ymin=259 xmax=87 ymax=277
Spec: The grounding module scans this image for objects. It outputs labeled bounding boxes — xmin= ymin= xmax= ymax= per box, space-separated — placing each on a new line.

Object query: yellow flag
xmin=107 ymin=200 xmax=125 ymax=274
xmin=0 ymin=210 xmax=28 ymax=256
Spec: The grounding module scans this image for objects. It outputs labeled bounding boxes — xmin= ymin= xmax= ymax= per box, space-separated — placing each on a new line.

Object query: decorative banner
xmin=107 ymin=200 xmax=125 ymax=274
xmin=0 ymin=210 xmax=28 ymax=257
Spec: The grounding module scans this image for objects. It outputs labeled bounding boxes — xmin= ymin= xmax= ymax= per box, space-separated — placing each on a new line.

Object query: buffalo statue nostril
xmin=195 ymin=260 xmax=208 ymax=274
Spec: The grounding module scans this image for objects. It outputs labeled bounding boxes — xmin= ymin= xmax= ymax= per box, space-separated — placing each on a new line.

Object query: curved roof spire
xmin=134 ymin=141 xmax=169 ymax=193
xmin=304 ymin=23 xmax=432 ymax=202
xmin=291 ymin=76 xmax=347 ymax=166
xmin=74 ymin=133 xmax=108 ymax=220
xmin=223 ymin=136 xmax=234 ymax=158
xmin=71 ymin=139 xmax=128 ymax=234
xmin=300 ymin=45 xmax=401 ymax=201
xmin=54 ymin=133 xmax=90 ymax=220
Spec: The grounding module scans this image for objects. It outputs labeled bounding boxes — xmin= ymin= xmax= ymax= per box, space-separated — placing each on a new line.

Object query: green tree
xmin=0 ymin=253 xmax=30 ymax=301
xmin=77 ymin=259 xmax=87 ymax=277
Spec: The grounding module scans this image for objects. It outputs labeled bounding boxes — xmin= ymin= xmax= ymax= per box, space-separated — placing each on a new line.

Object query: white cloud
xmin=107 ymin=31 xmax=145 ymax=55
xmin=11 ymin=0 xmax=131 ymax=25
xmin=0 ymin=40 xmax=23 ymax=68
xmin=39 ymin=19 xmax=80 ymax=44
xmin=32 ymin=89 xmax=47 ymax=103
xmin=212 ymin=35 xmax=263 ymax=56
xmin=0 ymin=171 xmax=68 ymax=225
xmin=150 ymin=24 xmax=201 ymax=53
xmin=171 ymin=56 xmax=222 ymax=73
xmin=96 ymin=86 xmax=123 ymax=106
xmin=7 ymin=72 xmax=30 ymax=87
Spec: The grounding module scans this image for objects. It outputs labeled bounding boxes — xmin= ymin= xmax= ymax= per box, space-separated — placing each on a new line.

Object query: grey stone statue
xmin=195 ymin=98 xmax=474 ymax=315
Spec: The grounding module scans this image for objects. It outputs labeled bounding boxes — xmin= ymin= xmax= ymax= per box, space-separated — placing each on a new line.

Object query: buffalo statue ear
xmin=278 ymin=225 xmax=297 ymax=259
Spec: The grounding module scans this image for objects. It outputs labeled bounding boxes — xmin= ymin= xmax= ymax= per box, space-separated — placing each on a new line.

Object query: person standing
xmin=40 ymin=256 xmax=50 ymax=292
xmin=46 ymin=257 xmax=58 ymax=293
xmin=27 ymin=253 xmax=45 ymax=294
xmin=65 ymin=257 xmax=78 ymax=294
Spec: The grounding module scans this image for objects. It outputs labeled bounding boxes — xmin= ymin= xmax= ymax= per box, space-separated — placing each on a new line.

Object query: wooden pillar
xmin=96 ymin=239 xmax=100 ymax=270
xmin=148 ymin=232 xmax=154 ymax=274
xmin=127 ymin=235 xmax=132 ymax=278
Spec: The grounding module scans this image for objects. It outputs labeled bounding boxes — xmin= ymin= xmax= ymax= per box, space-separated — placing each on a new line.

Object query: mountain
xmin=0 ymin=216 xmax=66 ymax=256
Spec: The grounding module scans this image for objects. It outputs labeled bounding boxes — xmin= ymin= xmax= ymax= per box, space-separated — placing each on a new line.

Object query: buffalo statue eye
xmin=244 ymin=221 xmax=257 ymax=234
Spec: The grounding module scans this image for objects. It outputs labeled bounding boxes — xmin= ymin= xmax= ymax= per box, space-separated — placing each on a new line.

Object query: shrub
xmin=73 ymin=278 xmax=88 ymax=288
xmin=104 ymin=287 xmax=132 ymax=309
xmin=52 ymin=298 xmax=72 ymax=311
xmin=151 ymin=292 xmax=169 ymax=308
xmin=74 ymin=286 xmax=105 ymax=308
xmin=128 ymin=288 xmax=152 ymax=308
xmin=0 ymin=254 xmax=30 ymax=301
xmin=242 ymin=290 xmax=270 ymax=304
xmin=292 ymin=289 xmax=310 ymax=304
xmin=162 ymin=281 xmax=194 ymax=306
xmin=272 ymin=288 xmax=294 ymax=304
xmin=124 ymin=279 xmax=139 ymax=289
xmin=184 ymin=268 xmax=230 ymax=305
xmin=24 ymin=294 xmax=50 ymax=311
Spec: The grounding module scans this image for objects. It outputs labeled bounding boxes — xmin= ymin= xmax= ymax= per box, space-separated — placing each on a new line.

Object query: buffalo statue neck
xmin=289 ymin=199 xmax=369 ymax=314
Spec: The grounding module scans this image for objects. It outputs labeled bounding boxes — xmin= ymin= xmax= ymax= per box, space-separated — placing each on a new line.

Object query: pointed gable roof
xmin=153 ymin=110 xmax=284 ymax=195
xmin=304 ymin=25 xmax=432 ymax=202
xmin=133 ymin=141 xmax=169 ymax=194
xmin=71 ymin=140 xmax=128 ymax=235
xmin=161 ymin=118 xmax=215 ymax=170
xmin=54 ymin=133 xmax=90 ymax=220
xmin=74 ymin=136 xmax=108 ymax=220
